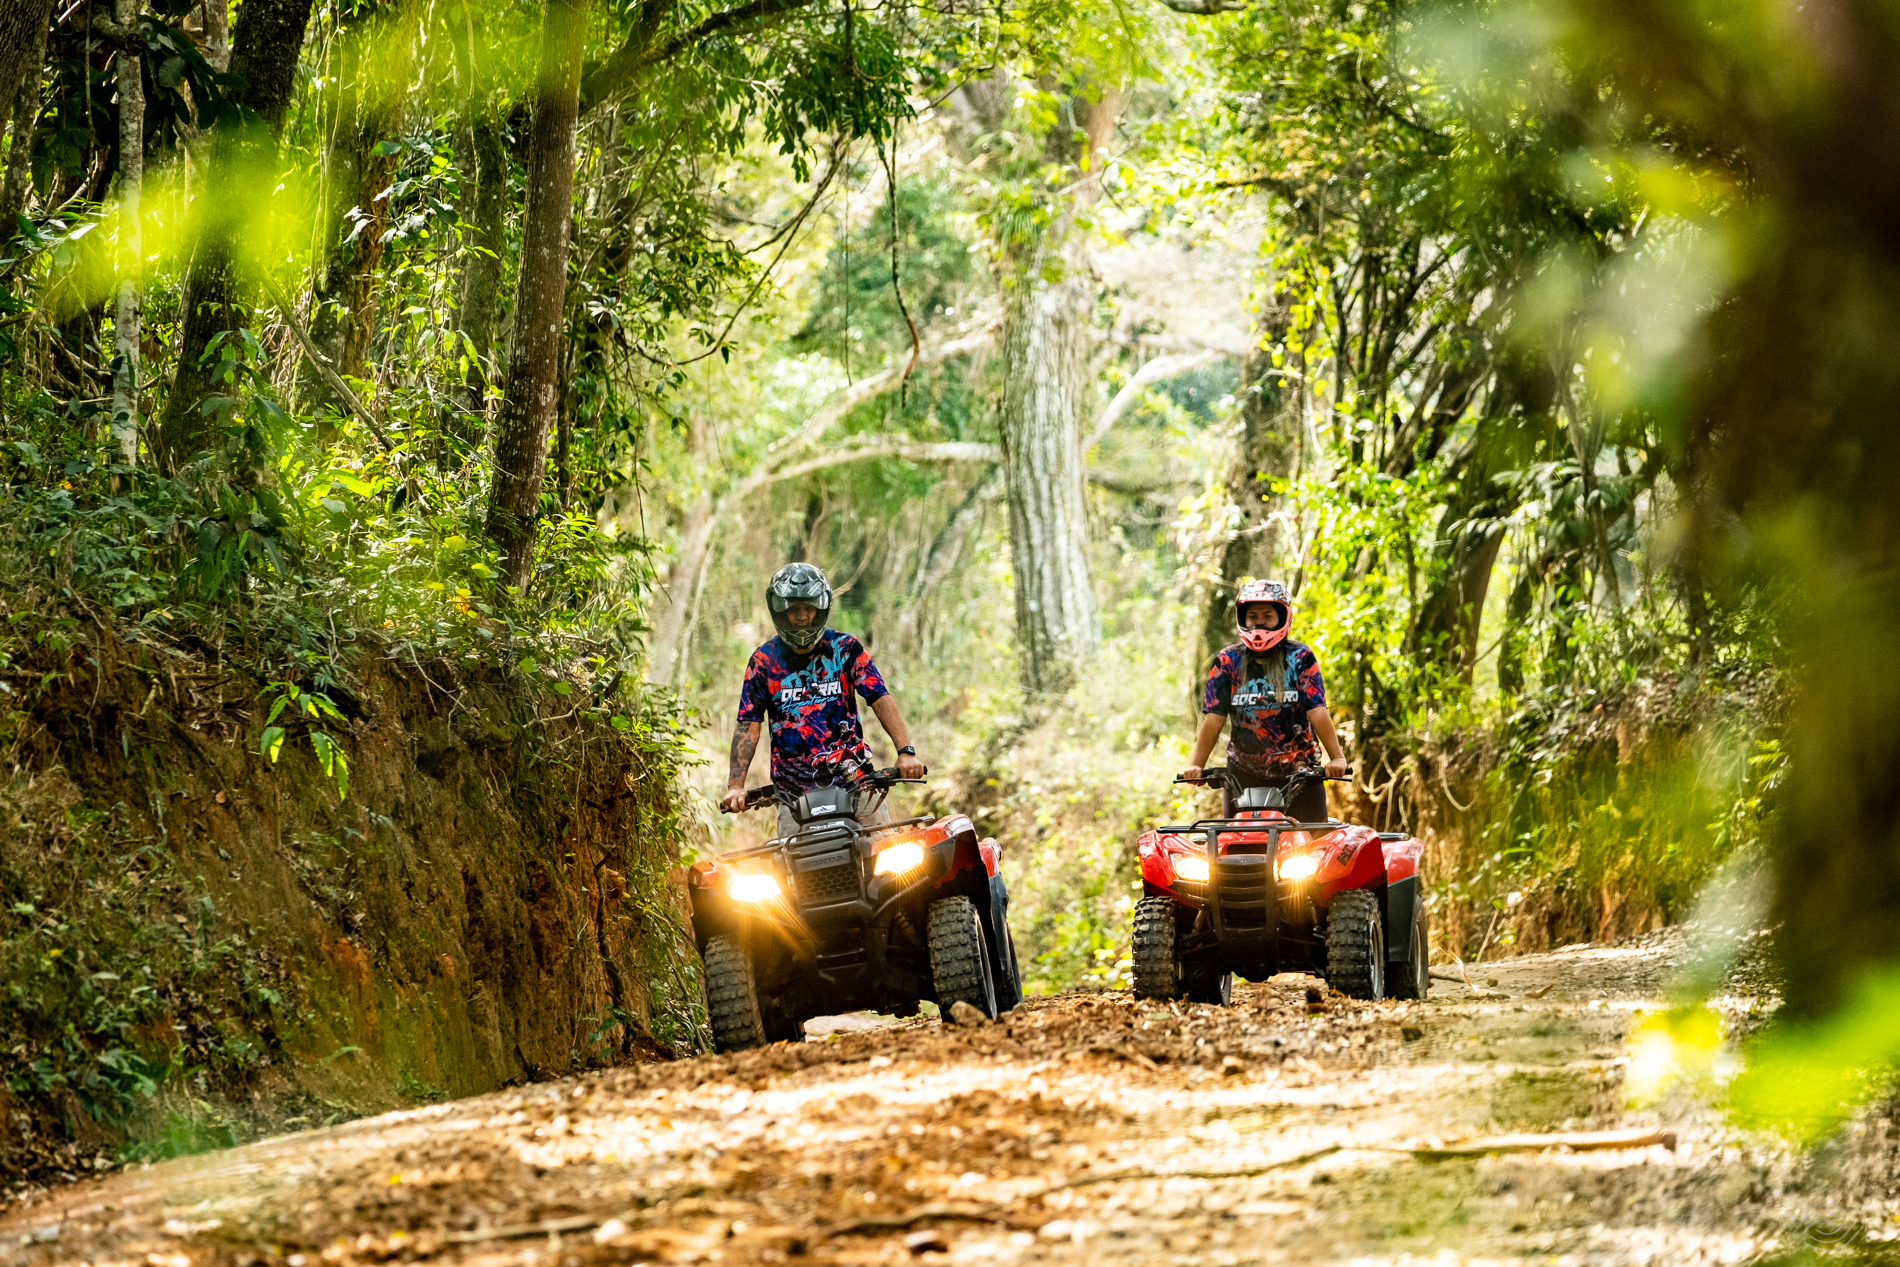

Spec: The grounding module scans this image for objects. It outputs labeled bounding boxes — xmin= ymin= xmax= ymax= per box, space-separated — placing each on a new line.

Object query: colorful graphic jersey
xmin=736 ymin=629 xmax=890 ymax=792
xmin=1201 ymin=641 xmax=1327 ymax=777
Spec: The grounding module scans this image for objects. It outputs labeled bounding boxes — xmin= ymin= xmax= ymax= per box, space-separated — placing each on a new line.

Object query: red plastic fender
xmin=933 ymin=815 xmax=988 ymax=887
xmin=1311 ymin=824 xmax=1387 ymax=905
xmin=689 ymin=858 xmax=720 ymax=888
xmin=978 ymin=838 xmax=1001 ymax=877
xmin=1382 ymin=835 xmax=1424 ymax=884
xmin=1136 ymin=829 xmax=1200 ymax=889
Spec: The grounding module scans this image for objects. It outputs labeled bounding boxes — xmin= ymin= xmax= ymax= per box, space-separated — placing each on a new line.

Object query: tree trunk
xmin=1195 ymin=336 xmax=1297 ymax=680
xmin=453 ymin=112 xmax=507 ymax=421
xmin=998 ymin=224 xmax=1098 ymax=694
xmin=993 ymin=88 xmax=1120 ymax=695
xmin=301 ymin=0 xmax=417 ymax=437
xmin=483 ymin=0 xmax=586 ymax=591
xmin=450 ymin=0 xmax=506 ymax=437
xmin=1404 ymin=432 xmax=1513 ymax=684
xmin=193 ymin=0 xmax=231 ymax=69
xmin=0 ymin=0 xmax=49 ymax=234
xmin=150 ymin=0 xmax=314 ymax=472
xmin=0 ymin=0 xmax=54 ymax=128
xmin=109 ymin=0 xmax=144 ymax=466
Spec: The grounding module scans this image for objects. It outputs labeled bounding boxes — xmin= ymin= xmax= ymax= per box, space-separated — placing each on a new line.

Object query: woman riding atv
xmin=1181 ymin=579 xmax=1350 ymax=821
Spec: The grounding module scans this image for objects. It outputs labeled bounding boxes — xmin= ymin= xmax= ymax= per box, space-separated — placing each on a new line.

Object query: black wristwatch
xmin=897 ymin=745 xmax=917 ymax=756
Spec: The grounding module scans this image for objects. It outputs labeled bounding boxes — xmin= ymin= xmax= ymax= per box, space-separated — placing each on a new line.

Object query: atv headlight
xmin=728 ymin=873 xmax=782 ymax=902
xmin=1174 ymin=854 xmax=1210 ymax=883
xmin=1278 ymin=854 xmax=1318 ymax=881
xmin=875 ymin=840 xmax=926 ymax=876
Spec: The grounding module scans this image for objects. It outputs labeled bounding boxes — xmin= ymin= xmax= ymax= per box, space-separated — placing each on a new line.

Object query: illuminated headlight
xmin=728 ymin=873 xmax=782 ymax=902
xmin=1174 ymin=854 xmax=1210 ymax=883
xmin=875 ymin=841 xmax=926 ymax=876
xmin=1278 ymin=854 xmax=1318 ymax=881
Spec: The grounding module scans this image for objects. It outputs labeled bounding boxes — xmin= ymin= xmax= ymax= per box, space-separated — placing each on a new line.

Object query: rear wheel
xmin=703 ymin=935 xmax=767 ymax=1052
xmin=1131 ymin=896 xmax=1183 ymax=1000
xmin=1326 ymin=888 xmax=1386 ymax=1000
xmin=1390 ymin=900 xmax=1430 ymax=1001
xmin=928 ymin=896 xmax=998 ymax=1020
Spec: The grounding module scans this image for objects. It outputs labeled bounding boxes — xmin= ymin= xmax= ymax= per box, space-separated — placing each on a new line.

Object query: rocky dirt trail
xmin=6 ymin=929 xmax=1896 ymax=1267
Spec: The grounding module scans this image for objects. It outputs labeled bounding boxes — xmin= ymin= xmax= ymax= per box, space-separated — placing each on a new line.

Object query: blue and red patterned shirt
xmin=1202 ymin=641 xmax=1327 ymax=777
xmin=736 ymin=628 xmax=891 ymax=792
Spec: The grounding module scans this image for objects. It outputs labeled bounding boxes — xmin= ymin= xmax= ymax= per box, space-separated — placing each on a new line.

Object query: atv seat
xmin=1235 ymin=785 xmax=1285 ymax=810
xmin=794 ymin=787 xmax=855 ymax=824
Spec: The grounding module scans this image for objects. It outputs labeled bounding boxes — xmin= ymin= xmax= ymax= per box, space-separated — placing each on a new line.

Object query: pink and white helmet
xmin=1235 ymin=579 xmax=1292 ymax=652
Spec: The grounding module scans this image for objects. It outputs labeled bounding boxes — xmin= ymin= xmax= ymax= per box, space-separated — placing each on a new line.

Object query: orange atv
xmin=1131 ymin=766 xmax=1428 ymax=1003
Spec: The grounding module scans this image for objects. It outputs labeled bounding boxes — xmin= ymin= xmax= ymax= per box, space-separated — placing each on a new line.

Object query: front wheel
xmin=1326 ymin=888 xmax=1386 ymax=1000
xmin=702 ymin=935 xmax=768 ymax=1052
xmin=928 ymin=896 xmax=999 ymax=1020
xmin=1131 ymin=896 xmax=1183 ymax=1000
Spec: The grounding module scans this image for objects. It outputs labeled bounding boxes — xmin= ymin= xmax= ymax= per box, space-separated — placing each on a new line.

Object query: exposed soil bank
xmin=10 ymin=926 xmax=1893 ymax=1266
xmin=1 ymin=625 xmax=684 ymax=1193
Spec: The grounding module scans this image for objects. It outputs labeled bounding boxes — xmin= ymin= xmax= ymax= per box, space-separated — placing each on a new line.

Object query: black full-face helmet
xmin=767 ymin=562 xmax=832 ymax=651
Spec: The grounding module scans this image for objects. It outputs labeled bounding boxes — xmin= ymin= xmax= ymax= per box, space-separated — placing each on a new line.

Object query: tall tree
xmin=150 ymin=0 xmax=316 ymax=470
xmin=109 ymin=0 xmax=144 ymax=465
xmin=483 ymin=0 xmax=586 ymax=590
xmin=994 ymin=87 xmax=1120 ymax=694
xmin=0 ymin=0 xmax=48 ymax=235
xmin=0 ymin=0 xmax=54 ymax=125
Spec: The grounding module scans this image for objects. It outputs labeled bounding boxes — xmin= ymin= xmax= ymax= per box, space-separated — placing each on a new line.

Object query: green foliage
xmin=258 ymin=681 xmax=352 ymax=800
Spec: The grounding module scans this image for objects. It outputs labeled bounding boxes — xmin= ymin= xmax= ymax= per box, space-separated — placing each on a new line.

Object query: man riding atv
xmin=721 ymin=562 xmax=926 ymax=832
xmin=1182 ymin=579 xmax=1350 ymax=818
xmin=695 ymin=562 xmax=1020 ymax=1047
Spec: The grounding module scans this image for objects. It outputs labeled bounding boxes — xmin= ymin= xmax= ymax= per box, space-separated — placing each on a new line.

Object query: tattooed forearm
xmin=728 ymin=722 xmax=760 ymax=784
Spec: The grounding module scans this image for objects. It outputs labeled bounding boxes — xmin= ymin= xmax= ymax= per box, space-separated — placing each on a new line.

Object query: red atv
xmin=1131 ymin=766 xmax=1428 ymax=1003
xmin=689 ymin=764 xmax=1021 ymax=1051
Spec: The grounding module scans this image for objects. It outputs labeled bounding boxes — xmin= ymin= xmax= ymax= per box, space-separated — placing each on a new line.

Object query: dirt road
xmin=6 ymin=929 xmax=1895 ymax=1266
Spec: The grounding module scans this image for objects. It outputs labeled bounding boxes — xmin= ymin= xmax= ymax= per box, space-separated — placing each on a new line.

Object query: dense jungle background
xmin=3 ymin=0 xmax=1900 ymax=1178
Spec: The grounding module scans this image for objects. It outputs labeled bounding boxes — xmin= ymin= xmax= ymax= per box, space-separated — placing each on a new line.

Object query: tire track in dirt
xmin=3 ymin=929 xmax=1891 ymax=1266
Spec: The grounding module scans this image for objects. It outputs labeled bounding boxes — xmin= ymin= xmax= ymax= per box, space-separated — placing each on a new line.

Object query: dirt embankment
xmin=8 ymin=926 xmax=1894 ymax=1266
xmin=0 ymin=628 xmax=682 ymax=1192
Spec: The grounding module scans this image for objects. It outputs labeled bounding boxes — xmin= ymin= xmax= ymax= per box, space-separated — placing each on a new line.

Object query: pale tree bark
xmin=999 ymin=232 xmax=1098 ymax=694
xmin=995 ymin=88 xmax=1121 ymax=695
xmin=110 ymin=0 xmax=144 ymax=466
xmin=484 ymin=0 xmax=587 ymax=590
xmin=199 ymin=0 xmax=230 ymax=70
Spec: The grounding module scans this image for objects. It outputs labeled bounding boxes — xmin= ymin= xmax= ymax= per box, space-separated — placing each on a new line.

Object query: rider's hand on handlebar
xmin=1323 ymin=755 xmax=1351 ymax=780
xmin=719 ymin=785 xmax=749 ymax=814
xmin=1179 ymin=764 xmax=1203 ymax=784
xmin=896 ymin=752 xmax=926 ymax=780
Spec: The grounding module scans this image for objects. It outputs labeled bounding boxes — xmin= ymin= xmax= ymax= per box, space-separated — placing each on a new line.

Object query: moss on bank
xmin=0 ymin=611 xmax=699 ymax=1193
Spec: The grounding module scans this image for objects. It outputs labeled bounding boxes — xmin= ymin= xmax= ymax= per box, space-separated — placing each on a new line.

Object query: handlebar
xmin=726 ymin=765 xmax=929 ymax=813
xmin=1173 ymin=764 xmax=1352 ymax=788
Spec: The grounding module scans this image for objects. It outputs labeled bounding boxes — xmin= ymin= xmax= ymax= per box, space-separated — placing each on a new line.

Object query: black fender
xmin=1384 ymin=875 xmax=1419 ymax=963
xmin=987 ymin=872 xmax=1022 ymax=1011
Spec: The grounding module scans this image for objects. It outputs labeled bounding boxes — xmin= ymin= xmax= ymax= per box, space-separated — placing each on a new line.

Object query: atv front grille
xmin=795 ymin=861 xmax=861 ymax=906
